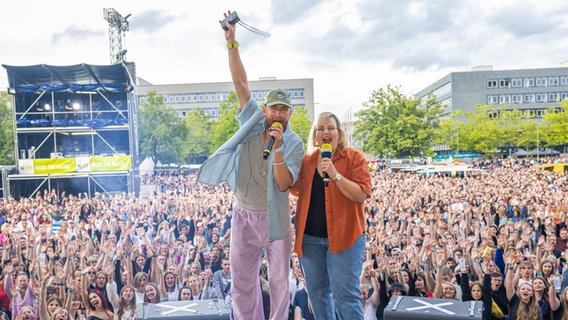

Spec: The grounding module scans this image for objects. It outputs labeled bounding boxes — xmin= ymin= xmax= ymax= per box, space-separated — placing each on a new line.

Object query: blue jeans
xmin=300 ymin=233 xmax=365 ymax=320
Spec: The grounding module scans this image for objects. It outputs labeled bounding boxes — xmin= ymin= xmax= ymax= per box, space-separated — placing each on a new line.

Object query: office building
xmin=136 ymin=77 xmax=315 ymax=120
xmin=415 ymin=65 xmax=568 ymax=118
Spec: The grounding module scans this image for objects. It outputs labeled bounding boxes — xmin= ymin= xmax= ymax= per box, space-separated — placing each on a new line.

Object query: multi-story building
xmin=414 ymin=65 xmax=568 ymax=118
xmin=414 ymin=65 xmax=568 ymax=155
xmin=136 ymin=77 xmax=315 ymax=120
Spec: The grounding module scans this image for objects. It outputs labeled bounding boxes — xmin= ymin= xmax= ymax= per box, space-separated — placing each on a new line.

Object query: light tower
xmin=103 ymin=8 xmax=131 ymax=64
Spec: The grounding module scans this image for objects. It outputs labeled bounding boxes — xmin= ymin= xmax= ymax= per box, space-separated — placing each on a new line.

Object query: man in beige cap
xmin=197 ymin=10 xmax=304 ymax=320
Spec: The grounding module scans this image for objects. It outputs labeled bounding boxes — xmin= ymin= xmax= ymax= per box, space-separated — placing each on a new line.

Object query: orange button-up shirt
xmin=292 ymin=147 xmax=372 ymax=256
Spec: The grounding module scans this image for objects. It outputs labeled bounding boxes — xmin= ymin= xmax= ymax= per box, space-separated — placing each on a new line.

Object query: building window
xmin=549 ymin=77 xmax=559 ymax=86
xmin=536 ymin=93 xmax=546 ymax=102
xmin=488 ymin=111 xmax=499 ymax=119
xmin=499 ymin=95 xmax=511 ymax=104
xmin=499 ymin=79 xmax=510 ymax=88
xmin=561 ymin=77 xmax=568 ymax=86
xmin=561 ymin=92 xmax=568 ymax=100
xmin=524 ymin=78 xmax=535 ymax=87
xmin=175 ymin=95 xmax=180 ymax=103
xmin=181 ymin=111 xmax=187 ymax=117
xmin=512 ymin=94 xmax=522 ymax=104
xmin=523 ymin=94 xmax=535 ymax=103
xmin=487 ymin=80 xmax=498 ymax=88
xmin=487 ymin=95 xmax=498 ymax=104
xmin=548 ymin=93 xmax=559 ymax=102
xmin=511 ymin=78 xmax=523 ymax=88
xmin=536 ymin=109 xmax=544 ymax=118
xmin=536 ymin=77 xmax=547 ymax=87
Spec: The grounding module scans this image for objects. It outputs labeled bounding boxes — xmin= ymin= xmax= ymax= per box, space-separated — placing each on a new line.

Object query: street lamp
xmin=536 ymin=123 xmax=540 ymax=160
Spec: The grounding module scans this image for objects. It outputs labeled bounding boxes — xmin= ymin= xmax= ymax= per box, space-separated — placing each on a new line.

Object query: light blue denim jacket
xmin=197 ymin=98 xmax=304 ymax=240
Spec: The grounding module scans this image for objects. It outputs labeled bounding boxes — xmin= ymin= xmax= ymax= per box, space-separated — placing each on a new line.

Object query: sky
xmin=2 ymin=0 xmax=568 ymax=118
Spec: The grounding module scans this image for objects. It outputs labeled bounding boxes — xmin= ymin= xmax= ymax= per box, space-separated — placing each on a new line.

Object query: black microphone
xmin=263 ymin=122 xmax=282 ymax=160
xmin=321 ymin=144 xmax=332 ymax=187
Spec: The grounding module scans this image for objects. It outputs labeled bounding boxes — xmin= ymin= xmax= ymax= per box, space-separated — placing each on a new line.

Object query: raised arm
xmin=547 ymin=274 xmax=560 ymax=312
xmin=369 ymin=269 xmax=380 ymax=308
xmin=224 ymin=11 xmax=250 ymax=109
xmin=80 ymin=267 xmax=90 ymax=312
xmin=39 ymin=277 xmax=50 ymax=320
xmin=504 ymin=259 xmax=516 ymax=302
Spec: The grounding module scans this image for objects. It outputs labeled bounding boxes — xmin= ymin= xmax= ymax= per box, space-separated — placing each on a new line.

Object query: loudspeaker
xmin=135 ymin=299 xmax=230 ymax=319
xmin=384 ymin=296 xmax=482 ymax=320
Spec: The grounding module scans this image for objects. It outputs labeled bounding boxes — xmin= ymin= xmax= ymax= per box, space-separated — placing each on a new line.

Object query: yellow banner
xmin=34 ymin=158 xmax=77 ymax=174
xmin=90 ymin=155 xmax=132 ymax=171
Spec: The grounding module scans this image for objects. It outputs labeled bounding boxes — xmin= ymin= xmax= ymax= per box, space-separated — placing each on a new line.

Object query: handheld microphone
xmin=321 ymin=144 xmax=332 ymax=187
xmin=263 ymin=122 xmax=282 ymax=160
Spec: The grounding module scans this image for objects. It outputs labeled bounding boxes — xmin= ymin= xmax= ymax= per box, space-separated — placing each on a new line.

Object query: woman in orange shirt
xmin=291 ymin=111 xmax=372 ymax=320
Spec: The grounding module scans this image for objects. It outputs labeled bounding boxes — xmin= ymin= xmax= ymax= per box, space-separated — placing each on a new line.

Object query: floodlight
xmin=44 ymin=104 xmax=51 ymax=111
xmin=73 ymin=103 xmax=81 ymax=111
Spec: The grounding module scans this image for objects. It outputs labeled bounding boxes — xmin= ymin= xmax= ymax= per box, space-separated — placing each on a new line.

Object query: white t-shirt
xmin=363 ymin=297 xmax=377 ymax=320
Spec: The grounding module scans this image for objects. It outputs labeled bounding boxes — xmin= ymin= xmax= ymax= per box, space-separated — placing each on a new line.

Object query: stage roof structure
xmin=2 ymin=63 xmax=133 ymax=92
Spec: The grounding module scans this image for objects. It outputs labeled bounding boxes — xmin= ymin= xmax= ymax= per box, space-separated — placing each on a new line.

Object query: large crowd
xmin=0 ymin=155 xmax=566 ymax=320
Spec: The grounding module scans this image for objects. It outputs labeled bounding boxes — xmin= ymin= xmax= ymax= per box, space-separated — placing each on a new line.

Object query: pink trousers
xmin=230 ymin=205 xmax=293 ymax=320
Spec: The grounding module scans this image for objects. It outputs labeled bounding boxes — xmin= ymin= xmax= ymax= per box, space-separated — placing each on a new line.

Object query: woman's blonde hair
xmin=517 ymin=282 xmax=539 ymax=320
xmin=306 ymin=112 xmax=348 ymax=155
xmin=116 ymin=284 xmax=137 ymax=319
xmin=50 ymin=307 xmax=70 ymax=320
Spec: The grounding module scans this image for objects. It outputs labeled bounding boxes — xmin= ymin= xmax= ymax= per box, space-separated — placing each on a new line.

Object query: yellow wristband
xmin=227 ymin=42 xmax=239 ymax=49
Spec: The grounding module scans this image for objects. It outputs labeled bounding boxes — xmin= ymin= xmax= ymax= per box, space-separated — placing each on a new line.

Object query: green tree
xmin=436 ymin=113 xmax=464 ymax=153
xmin=354 ymin=85 xmax=443 ymax=157
xmin=514 ymin=117 xmax=538 ymax=151
xmin=441 ymin=105 xmax=514 ymax=155
xmin=138 ymin=91 xmax=187 ymax=166
xmin=457 ymin=105 xmax=501 ymax=155
xmin=494 ymin=107 xmax=531 ymax=156
xmin=290 ymin=107 xmax=312 ymax=147
xmin=183 ymin=109 xmax=211 ymax=163
xmin=542 ymin=101 xmax=568 ymax=154
xmin=0 ymin=92 xmax=15 ymax=165
xmin=209 ymin=92 xmax=239 ymax=153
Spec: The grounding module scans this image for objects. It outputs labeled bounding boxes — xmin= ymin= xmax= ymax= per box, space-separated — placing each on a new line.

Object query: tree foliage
xmin=354 ymin=85 xmax=444 ymax=158
xmin=437 ymin=103 xmax=568 ymax=155
xmin=209 ymin=92 xmax=239 ymax=153
xmin=542 ymin=100 xmax=568 ymax=154
xmin=0 ymin=92 xmax=15 ymax=165
xmin=183 ymin=109 xmax=211 ymax=164
xmin=290 ymin=107 xmax=312 ymax=147
xmin=138 ymin=91 xmax=187 ymax=166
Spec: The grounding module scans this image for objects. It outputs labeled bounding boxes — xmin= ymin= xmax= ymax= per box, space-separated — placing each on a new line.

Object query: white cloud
xmin=1 ymin=0 xmax=568 ymax=117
